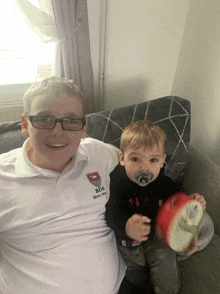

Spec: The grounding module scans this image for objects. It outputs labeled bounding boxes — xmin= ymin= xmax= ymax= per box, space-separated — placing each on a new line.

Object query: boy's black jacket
xmin=105 ymin=164 xmax=182 ymax=243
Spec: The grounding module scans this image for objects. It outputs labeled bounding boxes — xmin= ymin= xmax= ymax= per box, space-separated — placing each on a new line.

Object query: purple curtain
xmin=51 ymin=0 xmax=96 ymax=114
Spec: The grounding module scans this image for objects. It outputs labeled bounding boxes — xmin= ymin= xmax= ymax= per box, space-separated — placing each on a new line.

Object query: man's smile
xmin=46 ymin=143 xmax=68 ymax=149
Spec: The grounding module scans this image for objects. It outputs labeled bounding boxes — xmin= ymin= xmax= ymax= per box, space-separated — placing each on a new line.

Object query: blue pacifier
xmin=134 ymin=171 xmax=154 ymax=186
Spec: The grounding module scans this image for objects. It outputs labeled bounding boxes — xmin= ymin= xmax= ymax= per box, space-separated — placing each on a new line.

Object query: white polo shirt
xmin=0 ymin=138 xmax=126 ymax=294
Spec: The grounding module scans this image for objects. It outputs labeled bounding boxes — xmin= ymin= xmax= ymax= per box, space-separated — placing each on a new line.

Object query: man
xmin=0 ymin=77 xmax=126 ymax=294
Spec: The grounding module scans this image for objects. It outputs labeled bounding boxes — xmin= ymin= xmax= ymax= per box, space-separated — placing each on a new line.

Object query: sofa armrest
xmin=183 ymin=145 xmax=220 ymax=237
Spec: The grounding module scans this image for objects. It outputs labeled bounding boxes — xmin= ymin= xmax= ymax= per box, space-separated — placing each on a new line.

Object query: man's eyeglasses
xmin=28 ymin=116 xmax=86 ymax=131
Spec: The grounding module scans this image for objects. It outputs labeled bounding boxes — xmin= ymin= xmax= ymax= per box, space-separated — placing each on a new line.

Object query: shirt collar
xmin=14 ymin=139 xmax=88 ymax=178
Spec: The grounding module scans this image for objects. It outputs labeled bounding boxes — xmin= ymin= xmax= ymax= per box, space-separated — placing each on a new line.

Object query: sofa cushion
xmin=87 ymin=96 xmax=190 ymax=181
xmin=0 ymin=121 xmax=25 ymax=154
xmin=183 ymin=145 xmax=220 ymax=237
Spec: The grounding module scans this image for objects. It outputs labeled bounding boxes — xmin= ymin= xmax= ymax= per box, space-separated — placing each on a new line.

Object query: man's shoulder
xmin=0 ymin=148 xmax=22 ymax=165
xmin=0 ymin=148 xmax=22 ymax=181
xmin=79 ymin=138 xmax=119 ymax=171
xmin=80 ymin=137 xmax=119 ymax=156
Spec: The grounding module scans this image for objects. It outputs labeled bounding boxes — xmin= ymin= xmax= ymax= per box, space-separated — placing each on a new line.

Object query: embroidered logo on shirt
xmin=86 ymin=172 xmax=101 ymax=188
xmin=86 ymin=172 xmax=107 ymax=197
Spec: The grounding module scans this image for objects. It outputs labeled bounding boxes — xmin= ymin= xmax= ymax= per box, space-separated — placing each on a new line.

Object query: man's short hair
xmin=120 ymin=120 xmax=167 ymax=153
xmin=23 ymin=76 xmax=85 ymax=115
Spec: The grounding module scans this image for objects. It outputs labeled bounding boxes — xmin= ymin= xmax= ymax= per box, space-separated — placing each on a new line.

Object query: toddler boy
xmin=106 ymin=120 xmax=213 ymax=294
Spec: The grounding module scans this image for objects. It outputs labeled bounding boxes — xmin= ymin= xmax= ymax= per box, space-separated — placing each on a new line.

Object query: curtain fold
xmin=13 ymin=0 xmax=58 ymax=42
xmin=52 ymin=0 xmax=96 ymax=114
xmin=14 ymin=0 xmax=96 ymax=114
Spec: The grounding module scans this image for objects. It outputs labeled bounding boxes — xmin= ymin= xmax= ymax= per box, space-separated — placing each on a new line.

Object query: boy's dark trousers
xmin=118 ymin=236 xmax=180 ymax=294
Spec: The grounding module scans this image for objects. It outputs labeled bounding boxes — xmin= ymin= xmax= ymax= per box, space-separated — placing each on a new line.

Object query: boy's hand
xmin=125 ymin=214 xmax=151 ymax=241
xmin=190 ymin=193 xmax=206 ymax=210
xmin=183 ymin=235 xmax=198 ymax=256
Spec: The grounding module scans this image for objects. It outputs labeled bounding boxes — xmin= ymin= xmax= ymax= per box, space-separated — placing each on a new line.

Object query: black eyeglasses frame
xmin=28 ymin=116 xmax=86 ymax=131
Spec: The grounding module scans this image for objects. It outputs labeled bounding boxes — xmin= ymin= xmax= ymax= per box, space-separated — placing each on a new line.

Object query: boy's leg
xmin=145 ymin=236 xmax=180 ymax=294
xmin=176 ymin=210 xmax=214 ymax=261
xmin=118 ymin=245 xmax=153 ymax=289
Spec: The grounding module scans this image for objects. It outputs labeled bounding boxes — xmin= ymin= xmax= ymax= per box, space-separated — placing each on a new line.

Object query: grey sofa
xmin=0 ymin=96 xmax=219 ymax=293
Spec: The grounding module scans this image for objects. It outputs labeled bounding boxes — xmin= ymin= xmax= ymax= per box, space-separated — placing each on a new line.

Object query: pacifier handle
xmin=134 ymin=172 xmax=154 ymax=186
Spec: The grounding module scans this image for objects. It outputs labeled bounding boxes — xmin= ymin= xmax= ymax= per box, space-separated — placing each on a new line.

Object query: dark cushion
xmin=87 ymin=96 xmax=190 ymax=181
xmin=0 ymin=96 xmax=190 ymax=181
xmin=0 ymin=121 xmax=25 ymax=154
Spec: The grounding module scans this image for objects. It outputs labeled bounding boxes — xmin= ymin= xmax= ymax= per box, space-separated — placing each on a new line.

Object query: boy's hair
xmin=120 ymin=121 xmax=167 ymax=153
xmin=23 ymin=76 xmax=85 ymax=115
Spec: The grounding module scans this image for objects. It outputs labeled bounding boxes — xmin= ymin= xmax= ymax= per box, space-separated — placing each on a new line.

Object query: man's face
xmin=119 ymin=143 xmax=166 ymax=186
xmin=21 ymin=94 xmax=87 ymax=172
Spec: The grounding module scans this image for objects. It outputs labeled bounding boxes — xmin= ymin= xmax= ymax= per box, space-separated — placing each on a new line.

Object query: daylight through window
xmin=0 ymin=0 xmax=56 ymax=85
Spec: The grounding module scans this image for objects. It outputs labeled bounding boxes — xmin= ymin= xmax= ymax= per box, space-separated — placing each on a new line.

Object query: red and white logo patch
xmin=86 ymin=172 xmax=101 ymax=188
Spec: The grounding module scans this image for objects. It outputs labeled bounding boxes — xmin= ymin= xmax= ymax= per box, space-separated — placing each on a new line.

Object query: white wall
xmin=103 ymin=0 xmax=190 ymax=110
xmin=0 ymin=83 xmax=31 ymax=122
xmin=171 ymin=0 xmax=220 ymax=165
xmin=103 ymin=0 xmax=220 ymax=166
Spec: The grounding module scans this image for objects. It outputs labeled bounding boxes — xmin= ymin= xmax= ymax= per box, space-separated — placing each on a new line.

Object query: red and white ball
xmin=155 ymin=193 xmax=203 ymax=251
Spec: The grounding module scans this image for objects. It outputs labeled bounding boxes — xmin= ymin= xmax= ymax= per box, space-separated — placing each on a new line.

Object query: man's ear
xmin=160 ymin=153 xmax=166 ymax=168
xmin=119 ymin=151 xmax=125 ymax=166
xmin=81 ymin=117 xmax=88 ymax=139
xmin=21 ymin=114 xmax=30 ymax=138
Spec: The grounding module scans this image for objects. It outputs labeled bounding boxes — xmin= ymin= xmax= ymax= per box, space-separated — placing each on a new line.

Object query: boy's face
xmin=21 ymin=94 xmax=87 ymax=172
xmin=119 ymin=143 xmax=166 ymax=186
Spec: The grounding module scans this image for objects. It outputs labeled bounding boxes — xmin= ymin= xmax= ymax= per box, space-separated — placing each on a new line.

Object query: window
xmin=0 ymin=0 xmax=56 ymax=86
